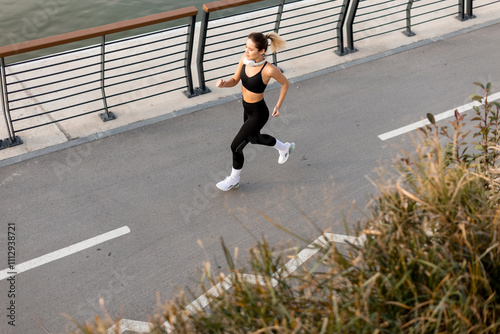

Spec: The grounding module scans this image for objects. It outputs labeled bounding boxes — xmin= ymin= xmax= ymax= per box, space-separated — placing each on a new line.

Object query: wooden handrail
xmin=203 ymin=0 xmax=264 ymax=13
xmin=0 ymin=6 xmax=198 ymax=58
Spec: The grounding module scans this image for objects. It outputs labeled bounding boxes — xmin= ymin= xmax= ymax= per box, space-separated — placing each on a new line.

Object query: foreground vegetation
xmin=71 ymin=83 xmax=500 ymax=333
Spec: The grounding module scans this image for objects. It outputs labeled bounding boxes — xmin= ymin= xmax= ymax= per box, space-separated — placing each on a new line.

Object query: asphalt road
xmin=1 ymin=21 xmax=499 ymax=334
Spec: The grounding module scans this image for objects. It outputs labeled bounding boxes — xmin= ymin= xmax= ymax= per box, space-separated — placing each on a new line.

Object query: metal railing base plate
xmin=195 ymin=87 xmax=211 ymax=95
xmin=334 ymin=48 xmax=349 ymax=57
xmin=99 ymin=112 xmax=117 ymax=122
xmin=403 ymin=30 xmax=416 ymax=37
xmin=344 ymin=47 xmax=359 ymax=54
xmin=183 ymin=90 xmax=201 ymax=98
xmin=0 ymin=136 xmax=23 ymax=150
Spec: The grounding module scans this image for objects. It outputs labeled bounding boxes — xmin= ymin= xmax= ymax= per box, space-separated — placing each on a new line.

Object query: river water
xmin=0 ymin=0 xmax=277 ymax=49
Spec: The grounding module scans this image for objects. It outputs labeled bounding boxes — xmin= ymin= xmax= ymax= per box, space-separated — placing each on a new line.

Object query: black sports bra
xmin=241 ymin=62 xmax=267 ymax=94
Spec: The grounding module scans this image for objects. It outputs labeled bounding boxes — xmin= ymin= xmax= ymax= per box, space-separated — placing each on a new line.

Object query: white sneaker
xmin=216 ymin=176 xmax=240 ymax=191
xmin=278 ymin=142 xmax=295 ymax=164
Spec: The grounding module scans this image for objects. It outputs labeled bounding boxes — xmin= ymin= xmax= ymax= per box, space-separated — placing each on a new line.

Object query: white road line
xmin=378 ymin=92 xmax=500 ymax=141
xmin=109 ymin=232 xmax=365 ymax=334
xmin=0 ymin=226 xmax=130 ymax=281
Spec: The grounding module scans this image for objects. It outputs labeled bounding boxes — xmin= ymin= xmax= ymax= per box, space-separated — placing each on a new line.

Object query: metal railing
xmin=0 ymin=7 xmax=197 ymax=149
xmin=352 ymin=0 xmax=409 ymax=42
xmin=347 ymin=0 xmax=459 ymax=50
xmin=196 ymin=0 xmax=352 ymax=93
xmin=196 ymin=0 xmax=281 ymax=93
xmin=468 ymin=0 xmax=500 ymax=17
xmin=276 ymin=0 xmax=348 ymax=59
xmin=411 ymin=0 xmax=460 ymax=28
xmin=0 ymin=0 xmax=498 ymax=150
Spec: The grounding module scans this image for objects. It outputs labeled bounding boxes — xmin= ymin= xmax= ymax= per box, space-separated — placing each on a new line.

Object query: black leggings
xmin=231 ymin=99 xmax=277 ymax=169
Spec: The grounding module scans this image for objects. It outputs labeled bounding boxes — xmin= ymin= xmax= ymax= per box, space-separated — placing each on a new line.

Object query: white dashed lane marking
xmin=378 ymin=92 xmax=500 ymax=141
xmin=0 ymin=226 xmax=130 ymax=281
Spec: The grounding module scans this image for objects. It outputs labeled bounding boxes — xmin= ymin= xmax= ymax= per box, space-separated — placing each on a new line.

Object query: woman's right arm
xmin=216 ymin=56 xmax=244 ymax=88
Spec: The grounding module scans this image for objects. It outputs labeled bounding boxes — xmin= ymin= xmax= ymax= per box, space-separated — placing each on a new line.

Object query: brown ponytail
xmin=248 ymin=32 xmax=286 ymax=54
xmin=265 ymin=32 xmax=286 ymax=54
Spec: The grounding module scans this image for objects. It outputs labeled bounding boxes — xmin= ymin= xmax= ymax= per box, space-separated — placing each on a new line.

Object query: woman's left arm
xmin=269 ymin=65 xmax=289 ymax=117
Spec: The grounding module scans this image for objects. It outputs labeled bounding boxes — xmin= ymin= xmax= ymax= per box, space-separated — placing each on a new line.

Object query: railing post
xmin=99 ymin=35 xmax=116 ymax=122
xmin=0 ymin=57 xmax=22 ymax=149
xmin=403 ymin=0 xmax=416 ymax=37
xmin=196 ymin=9 xmax=211 ymax=94
xmin=466 ymin=0 xmax=475 ymax=19
xmin=335 ymin=0 xmax=352 ymax=56
xmin=183 ymin=14 xmax=199 ymax=98
xmin=272 ymin=0 xmax=286 ymax=66
xmin=345 ymin=0 xmax=360 ymax=53
xmin=457 ymin=0 xmax=466 ymax=21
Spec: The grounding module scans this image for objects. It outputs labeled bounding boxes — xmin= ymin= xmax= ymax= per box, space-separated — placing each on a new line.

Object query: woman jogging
xmin=215 ymin=32 xmax=295 ymax=191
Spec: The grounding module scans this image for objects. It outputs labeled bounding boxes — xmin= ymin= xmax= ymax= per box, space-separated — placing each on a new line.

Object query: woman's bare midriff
xmin=242 ymin=87 xmax=265 ymax=103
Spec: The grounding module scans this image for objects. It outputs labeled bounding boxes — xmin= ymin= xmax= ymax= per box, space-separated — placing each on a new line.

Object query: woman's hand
xmin=216 ymin=79 xmax=226 ymax=88
xmin=272 ymin=106 xmax=280 ymax=117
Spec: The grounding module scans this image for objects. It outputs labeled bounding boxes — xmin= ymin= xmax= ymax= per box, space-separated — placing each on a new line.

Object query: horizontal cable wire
xmin=108 ymin=85 xmax=188 ymax=109
xmin=278 ymin=45 xmax=336 ymax=63
xmin=280 ymin=6 xmax=342 ymax=23
xmin=106 ymin=51 xmax=186 ymax=70
xmin=106 ymin=75 xmax=185 ymax=98
xmin=281 ymin=19 xmax=338 ymax=34
xmin=6 ymin=44 xmax=99 ymax=68
xmin=16 ymin=106 xmax=106 ymax=132
xmin=412 ymin=10 xmax=459 ymax=26
xmin=473 ymin=0 xmax=500 ymax=8
xmin=105 ymin=35 xmax=187 ymax=55
xmin=206 ymin=4 xmax=278 ymax=24
xmin=5 ymin=53 xmax=100 ymax=78
xmin=104 ymin=43 xmax=187 ymax=64
xmin=105 ymin=66 xmax=185 ymax=89
xmin=355 ymin=24 xmax=406 ymax=40
xmin=203 ymin=62 xmax=239 ymax=74
xmin=354 ymin=11 xmax=406 ymax=26
xmin=412 ymin=4 xmax=456 ymax=18
xmin=283 ymin=0 xmax=338 ymax=13
xmin=356 ymin=0 xmax=402 ymax=11
xmin=281 ymin=37 xmax=336 ymax=53
xmin=204 ymin=43 xmax=245 ymax=56
xmin=9 ymin=86 xmax=102 ymax=111
xmin=105 ymin=58 xmax=185 ymax=80
xmin=206 ymin=13 xmax=278 ymax=31
xmin=7 ymin=69 xmax=101 ymax=94
xmin=280 ymin=15 xmax=339 ymax=30
xmin=413 ymin=0 xmax=455 ymax=9
xmin=204 ymin=51 xmax=241 ymax=63
xmin=9 ymin=79 xmax=102 ymax=103
xmin=354 ymin=17 xmax=406 ymax=35
xmin=105 ymin=24 xmax=188 ymax=45
xmin=13 ymin=97 xmax=104 ymax=122
xmin=205 ymin=22 xmax=275 ymax=42
xmin=282 ymin=26 xmax=337 ymax=43
xmin=354 ymin=7 xmax=407 ymax=24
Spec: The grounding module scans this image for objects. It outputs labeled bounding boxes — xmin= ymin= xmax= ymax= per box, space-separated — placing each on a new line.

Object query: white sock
xmin=274 ymin=139 xmax=286 ymax=152
xmin=230 ymin=168 xmax=241 ymax=180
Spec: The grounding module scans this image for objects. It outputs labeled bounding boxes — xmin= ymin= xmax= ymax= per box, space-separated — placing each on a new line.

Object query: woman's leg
xmin=217 ymin=100 xmax=294 ymax=191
